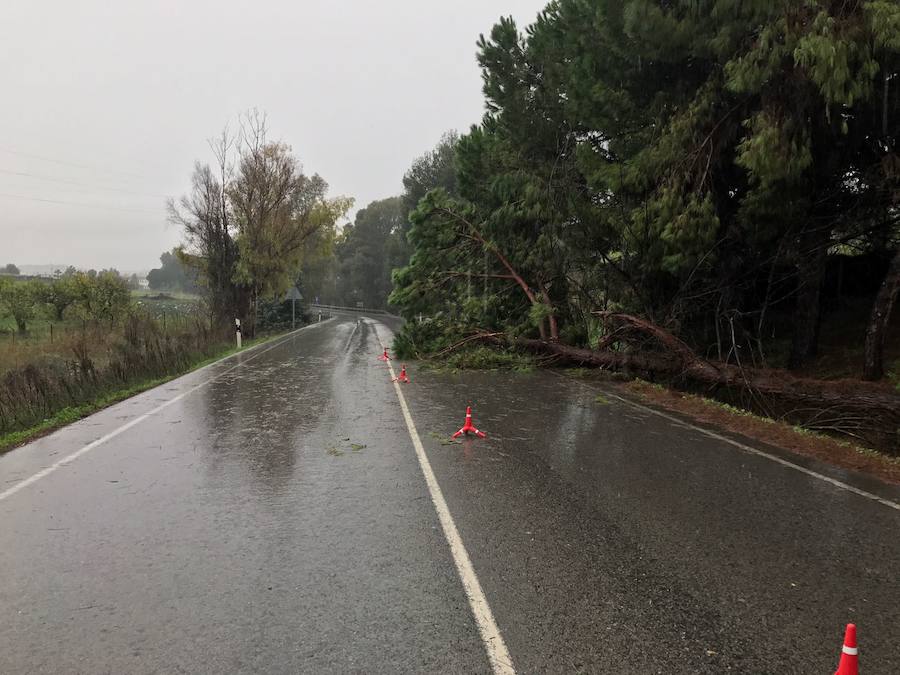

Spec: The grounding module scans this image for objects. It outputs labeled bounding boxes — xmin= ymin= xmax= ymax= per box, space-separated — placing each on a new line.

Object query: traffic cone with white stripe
xmin=452 ymin=406 xmax=486 ymax=439
xmin=378 ymin=347 xmax=390 ymax=361
xmin=393 ymin=365 xmax=410 ymax=383
xmin=834 ymin=623 xmax=858 ymax=675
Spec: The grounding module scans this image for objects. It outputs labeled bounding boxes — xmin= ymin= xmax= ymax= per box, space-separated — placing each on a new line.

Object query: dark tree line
xmin=390 ymin=1 xmax=900 ymax=381
xmin=333 ymin=197 xmax=407 ymax=309
xmin=147 ymin=250 xmax=199 ymax=293
xmin=298 ymin=133 xmax=459 ymax=310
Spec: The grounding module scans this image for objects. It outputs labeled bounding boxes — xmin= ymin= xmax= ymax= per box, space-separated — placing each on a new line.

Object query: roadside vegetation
xmin=5 ymin=6 xmax=899 ymax=466
xmin=0 ymin=330 xmax=279 ymax=454
xmin=1 ymin=112 xmax=354 ymax=449
xmin=0 ymin=264 xmax=301 ymax=452
xmin=248 ymin=3 xmax=899 ymax=461
xmin=0 ymin=272 xmax=230 ymax=447
xmin=169 ymin=111 xmax=352 ymax=336
xmin=381 ymin=2 xmax=900 ymax=455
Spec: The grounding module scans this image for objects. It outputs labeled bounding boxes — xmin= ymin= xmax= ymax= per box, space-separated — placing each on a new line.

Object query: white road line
xmin=0 ymin=321 xmax=330 ymax=504
xmin=592 ymin=386 xmax=900 ymax=512
xmin=373 ymin=326 xmax=516 ymax=675
xmin=344 ymin=317 xmax=360 ymax=352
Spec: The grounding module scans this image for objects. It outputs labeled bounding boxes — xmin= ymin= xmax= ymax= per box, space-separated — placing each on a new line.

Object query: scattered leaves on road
xmin=428 ymin=431 xmax=461 ymax=446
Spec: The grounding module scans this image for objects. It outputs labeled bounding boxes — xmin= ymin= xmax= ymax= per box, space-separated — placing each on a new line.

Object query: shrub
xmin=0 ymin=313 xmax=232 ymax=438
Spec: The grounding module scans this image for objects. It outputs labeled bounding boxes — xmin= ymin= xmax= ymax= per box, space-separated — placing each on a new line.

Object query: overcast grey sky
xmin=0 ymin=0 xmax=547 ymax=272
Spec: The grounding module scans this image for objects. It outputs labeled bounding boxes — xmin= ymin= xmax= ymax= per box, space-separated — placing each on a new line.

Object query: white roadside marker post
xmin=235 ymin=318 xmax=242 ymax=349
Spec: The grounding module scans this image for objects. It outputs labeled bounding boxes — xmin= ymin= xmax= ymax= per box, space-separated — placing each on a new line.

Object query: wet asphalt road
xmin=1 ymin=317 xmax=898 ymax=674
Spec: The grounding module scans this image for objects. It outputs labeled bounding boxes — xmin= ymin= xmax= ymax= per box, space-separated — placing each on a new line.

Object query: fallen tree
xmin=465 ymin=312 xmax=900 ymax=455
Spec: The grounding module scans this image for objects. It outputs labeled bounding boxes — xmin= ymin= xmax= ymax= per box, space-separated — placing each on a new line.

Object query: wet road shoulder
xmin=0 ymin=318 xmax=492 ymax=674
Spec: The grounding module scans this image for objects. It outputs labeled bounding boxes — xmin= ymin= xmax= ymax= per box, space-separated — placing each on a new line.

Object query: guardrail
xmin=305 ymin=303 xmax=393 ymax=317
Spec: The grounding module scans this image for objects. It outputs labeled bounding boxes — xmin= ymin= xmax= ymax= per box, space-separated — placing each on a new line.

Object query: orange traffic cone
xmin=378 ymin=347 xmax=390 ymax=361
xmin=452 ymin=406 xmax=486 ymax=438
xmin=393 ymin=365 xmax=410 ymax=383
xmin=834 ymin=624 xmax=858 ymax=675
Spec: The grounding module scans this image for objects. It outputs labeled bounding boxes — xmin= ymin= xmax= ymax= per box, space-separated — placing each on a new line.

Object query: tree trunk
xmin=863 ymin=247 xmax=900 ymax=381
xmin=541 ymin=287 xmax=559 ymax=341
xmin=439 ymin=207 xmax=551 ymax=341
xmin=789 ymin=227 xmax=829 ymax=369
xmin=505 ymin=331 xmax=898 ymax=410
xmin=486 ymin=328 xmax=900 ymax=454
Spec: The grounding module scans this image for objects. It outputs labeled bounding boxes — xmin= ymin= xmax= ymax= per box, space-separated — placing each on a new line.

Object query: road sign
xmin=283 ymin=286 xmax=302 ymax=330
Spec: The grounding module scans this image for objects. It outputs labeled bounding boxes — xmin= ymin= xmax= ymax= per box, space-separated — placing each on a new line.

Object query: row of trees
xmin=173 ymin=121 xmax=454 ymax=314
xmin=331 ymin=197 xmax=406 ymax=308
xmin=294 ymin=133 xmax=459 ymax=310
xmin=0 ymin=271 xmax=132 ymax=333
xmin=391 ymin=1 xmax=900 ymax=380
xmin=170 ymin=113 xmax=351 ymax=333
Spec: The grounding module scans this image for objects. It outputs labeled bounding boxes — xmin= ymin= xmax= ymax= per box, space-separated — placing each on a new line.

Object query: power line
xmin=0 ymin=146 xmax=159 ymax=182
xmin=0 ymin=191 xmax=164 ymax=215
xmin=0 ymin=168 xmax=167 ymax=199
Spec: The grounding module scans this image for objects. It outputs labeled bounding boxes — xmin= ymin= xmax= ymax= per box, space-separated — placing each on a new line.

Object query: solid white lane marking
xmin=0 ymin=321 xmax=331 ymax=503
xmin=595 ymin=387 xmax=900 ymax=513
xmin=373 ymin=327 xmax=515 ymax=675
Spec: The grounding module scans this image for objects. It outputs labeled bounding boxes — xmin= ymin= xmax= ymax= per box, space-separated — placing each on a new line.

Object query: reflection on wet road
xmin=1 ymin=317 xmax=898 ymax=673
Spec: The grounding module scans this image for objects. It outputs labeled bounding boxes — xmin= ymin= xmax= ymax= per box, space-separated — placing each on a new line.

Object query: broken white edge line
xmin=373 ymin=325 xmax=516 ymax=675
xmin=575 ymin=380 xmax=900 ymax=513
xmin=0 ymin=320 xmax=333 ymax=503
xmin=344 ymin=317 xmax=361 ymax=352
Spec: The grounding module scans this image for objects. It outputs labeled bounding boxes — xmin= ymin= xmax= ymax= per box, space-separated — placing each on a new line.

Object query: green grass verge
xmin=0 ymin=332 xmax=284 ymax=455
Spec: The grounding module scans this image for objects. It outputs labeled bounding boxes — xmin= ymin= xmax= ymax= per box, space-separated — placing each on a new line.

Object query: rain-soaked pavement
xmin=1 ymin=317 xmax=898 ymax=674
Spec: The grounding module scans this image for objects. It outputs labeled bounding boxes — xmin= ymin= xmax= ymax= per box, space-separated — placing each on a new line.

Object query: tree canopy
xmin=147 ymin=250 xmax=199 ymax=293
xmin=391 ymin=0 xmax=900 ymax=376
xmin=170 ymin=115 xmax=351 ymax=332
xmin=333 ymin=197 xmax=407 ymax=309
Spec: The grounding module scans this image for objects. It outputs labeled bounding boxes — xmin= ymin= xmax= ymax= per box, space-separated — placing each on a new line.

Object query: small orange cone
xmin=392 ymin=365 xmax=410 ymax=383
xmin=452 ymin=406 xmax=486 ymax=438
xmin=378 ymin=347 xmax=390 ymax=361
xmin=834 ymin=624 xmax=858 ymax=675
